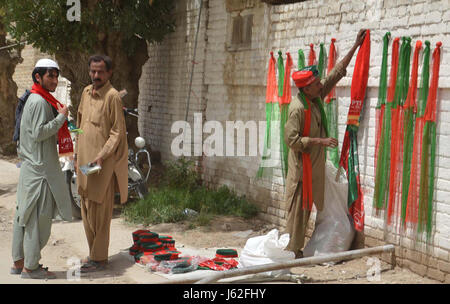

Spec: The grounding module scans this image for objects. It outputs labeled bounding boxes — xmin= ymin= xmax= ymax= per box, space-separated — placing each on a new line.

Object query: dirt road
xmin=0 ymin=158 xmax=441 ymax=284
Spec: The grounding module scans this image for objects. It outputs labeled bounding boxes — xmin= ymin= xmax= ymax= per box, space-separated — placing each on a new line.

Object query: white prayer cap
xmin=35 ymin=58 xmax=60 ymax=70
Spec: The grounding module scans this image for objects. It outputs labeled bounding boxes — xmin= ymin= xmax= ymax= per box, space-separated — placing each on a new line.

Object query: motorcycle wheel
xmin=65 ymin=170 xmax=82 ymax=219
xmin=136 ymin=181 xmax=148 ymax=200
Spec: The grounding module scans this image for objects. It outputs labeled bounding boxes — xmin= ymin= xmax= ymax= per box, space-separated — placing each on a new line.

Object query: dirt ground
xmin=0 ymin=157 xmax=441 ymax=284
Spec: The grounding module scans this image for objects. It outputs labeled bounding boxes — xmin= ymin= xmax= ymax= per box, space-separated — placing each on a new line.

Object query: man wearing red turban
xmin=284 ymin=29 xmax=367 ymax=258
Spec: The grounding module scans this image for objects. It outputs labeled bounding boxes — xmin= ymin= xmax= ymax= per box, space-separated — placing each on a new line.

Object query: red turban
xmin=292 ymin=65 xmax=319 ymax=88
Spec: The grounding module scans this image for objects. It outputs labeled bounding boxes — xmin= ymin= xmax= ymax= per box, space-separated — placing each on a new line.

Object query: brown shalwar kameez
xmin=76 ymin=81 xmax=128 ymax=261
xmin=283 ymin=61 xmax=347 ymax=255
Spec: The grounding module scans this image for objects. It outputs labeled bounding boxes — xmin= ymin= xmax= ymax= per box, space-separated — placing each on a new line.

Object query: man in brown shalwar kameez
xmin=284 ymin=30 xmax=367 ymax=258
xmin=75 ymin=55 xmax=128 ymax=272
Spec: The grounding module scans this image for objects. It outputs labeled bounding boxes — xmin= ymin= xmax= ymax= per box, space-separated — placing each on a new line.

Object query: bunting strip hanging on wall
xmin=338 ymin=30 xmax=370 ymax=232
xmin=257 ymin=52 xmax=279 ymax=179
xmin=308 ymin=43 xmax=316 ymax=66
xmin=324 ymin=38 xmax=339 ymax=168
xmin=318 ymin=42 xmax=327 ymax=79
xmin=374 ymin=37 xmax=400 ymax=211
xmin=374 ymin=33 xmax=390 ymax=177
xmin=406 ymin=41 xmax=431 ymax=226
xmin=399 ymin=40 xmax=422 ymax=226
xmin=298 ymin=49 xmax=305 ymax=70
xmin=280 ymin=52 xmax=294 ymax=178
xmin=417 ymin=41 xmax=441 ymax=239
xmin=386 ymin=37 xmax=411 ymax=226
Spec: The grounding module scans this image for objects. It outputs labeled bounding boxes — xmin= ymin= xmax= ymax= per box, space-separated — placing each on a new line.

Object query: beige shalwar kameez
xmin=76 ymin=81 xmax=128 ymax=261
xmin=284 ymin=61 xmax=348 ymax=254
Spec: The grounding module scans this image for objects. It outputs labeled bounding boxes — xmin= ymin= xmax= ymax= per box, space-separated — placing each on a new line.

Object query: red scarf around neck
xmin=31 ymin=83 xmax=73 ymax=156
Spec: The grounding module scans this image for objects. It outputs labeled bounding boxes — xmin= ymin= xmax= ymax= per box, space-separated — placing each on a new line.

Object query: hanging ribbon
xmin=339 ymin=30 xmax=370 ymax=231
xmin=399 ymin=40 xmax=422 ymax=225
xmin=308 ymin=43 xmax=316 ymax=66
xmin=406 ymin=41 xmax=431 ymax=226
xmin=374 ymin=32 xmax=390 ymax=178
xmin=280 ymin=52 xmax=294 ymax=178
xmin=298 ymin=49 xmax=305 ymax=70
xmin=277 ymin=50 xmax=284 ymax=98
xmin=324 ymin=38 xmax=339 ymax=168
xmin=374 ymin=37 xmax=400 ymax=211
xmin=418 ymin=41 xmax=441 ymax=239
xmin=386 ymin=37 xmax=411 ymax=226
xmin=318 ymin=42 xmax=327 ymax=79
xmin=256 ymin=52 xmax=278 ymax=179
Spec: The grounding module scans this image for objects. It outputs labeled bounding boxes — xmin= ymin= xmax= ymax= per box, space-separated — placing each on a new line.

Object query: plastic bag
xmin=238 ymin=229 xmax=295 ymax=276
xmin=303 ymin=161 xmax=355 ymax=259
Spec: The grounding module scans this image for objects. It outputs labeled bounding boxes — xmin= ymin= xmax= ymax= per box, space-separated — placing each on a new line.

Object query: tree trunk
xmin=0 ymin=19 xmax=22 ymax=155
xmin=55 ymin=33 xmax=149 ymax=149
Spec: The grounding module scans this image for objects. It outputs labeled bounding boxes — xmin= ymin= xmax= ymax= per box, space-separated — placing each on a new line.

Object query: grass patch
xmin=122 ymin=158 xmax=259 ymax=227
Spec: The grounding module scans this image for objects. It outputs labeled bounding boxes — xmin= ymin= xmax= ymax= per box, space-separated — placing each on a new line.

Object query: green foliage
xmin=122 ymin=158 xmax=259 ymax=226
xmin=0 ymin=0 xmax=176 ymax=55
xmin=162 ymin=157 xmax=201 ymax=191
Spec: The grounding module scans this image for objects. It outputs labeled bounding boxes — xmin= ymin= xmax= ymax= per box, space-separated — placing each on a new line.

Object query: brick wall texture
xmin=137 ymin=0 xmax=450 ymax=281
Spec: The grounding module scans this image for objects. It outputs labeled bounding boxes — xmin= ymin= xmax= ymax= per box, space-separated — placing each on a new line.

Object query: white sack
xmin=238 ymin=229 xmax=295 ymax=276
xmin=303 ymin=161 xmax=355 ymax=258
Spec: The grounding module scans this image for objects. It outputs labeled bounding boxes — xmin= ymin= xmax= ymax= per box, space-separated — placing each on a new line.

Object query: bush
xmin=122 ymin=158 xmax=259 ymax=226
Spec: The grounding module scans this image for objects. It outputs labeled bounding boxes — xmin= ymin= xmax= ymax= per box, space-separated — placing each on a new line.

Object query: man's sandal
xmin=10 ymin=267 xmax=23 ymax=275
xmin=80 ymin=260 xmax=106 ymax=273
xmin=20 ymin=265 xmax=56 ymax=280
xmin=10 ymin=263 xmax=43 ymax=275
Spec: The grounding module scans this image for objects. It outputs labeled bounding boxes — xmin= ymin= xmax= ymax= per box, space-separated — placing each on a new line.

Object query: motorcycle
xmin=60 ymin=107 xmax=151 ymax=219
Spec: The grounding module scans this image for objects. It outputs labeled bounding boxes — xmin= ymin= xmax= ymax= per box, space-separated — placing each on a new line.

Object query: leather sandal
xmin=20 ymin=265 xmax=56 ymax=280
xmin=80 ymin=260 xmax=106 ymax=273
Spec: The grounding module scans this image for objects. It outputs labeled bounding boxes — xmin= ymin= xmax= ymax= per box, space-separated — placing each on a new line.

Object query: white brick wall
xmin=138 ymin=0 xmax=450 ymax=281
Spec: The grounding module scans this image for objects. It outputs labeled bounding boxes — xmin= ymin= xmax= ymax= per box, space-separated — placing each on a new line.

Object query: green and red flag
xmin=374 ymin=37 xmax=400 ymax=211
xmin=324 ymin=38 xmax=339 ymax=168
xmin=406 ymin=41 xmax=431 ymax=226
xmin=257 ymin=52 xmax=279 ymax=179
xmin=399 ymin=40 xmax=422 ymax=226
xmin=280 ymin=52 xmax=294 ymax=178
xmin=338 ymin=30 xmax=370 ymax=231
xmin=386 ymin=37 xmax=411 ymax=226
xmin=417 ymin=41 xmax=441 ymax=239
xmin=374 ymin=33 xmax=390 ymax=177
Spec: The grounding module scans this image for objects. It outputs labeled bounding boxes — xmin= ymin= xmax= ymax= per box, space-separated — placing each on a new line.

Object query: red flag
xmin=339 ymin=30 xmax=370 ymax=231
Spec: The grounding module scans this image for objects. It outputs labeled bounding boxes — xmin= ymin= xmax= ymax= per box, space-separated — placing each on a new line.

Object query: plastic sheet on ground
xmin=303 ymin=161 xmax=355 ymax=260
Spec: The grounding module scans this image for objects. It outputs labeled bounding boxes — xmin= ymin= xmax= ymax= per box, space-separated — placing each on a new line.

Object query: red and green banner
xmin=339 ymin=30 xmax=370 ymax=232
xmin=324 ymin=38 xmax=339 ymax=168
xmin=257 ymin=52 xmax=279 ymax=179
xmin=386 ymin=37 xmax=411 ymax=226
xmin=400 ymin=40 xmax=422 ymax=226
xmin=374 ymin=33 xmax=390 ymax=181
xmin=280 ymin=52 xmax=294 ymax=178
xmin=417 ymin=42 xmax=441 ymax=239
xmin=374 ymin=37 xmax=400 ymax=211
xmin=406 ymin=41 xmax=431 ymax=226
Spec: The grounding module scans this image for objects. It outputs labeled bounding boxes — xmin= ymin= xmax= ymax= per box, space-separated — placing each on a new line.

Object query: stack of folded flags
xmin=129 ymin=229 xmax=181 ymax=263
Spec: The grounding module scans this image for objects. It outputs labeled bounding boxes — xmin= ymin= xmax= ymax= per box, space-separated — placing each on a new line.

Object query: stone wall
xmin=138 ymin=0 xmax=450 ymax=282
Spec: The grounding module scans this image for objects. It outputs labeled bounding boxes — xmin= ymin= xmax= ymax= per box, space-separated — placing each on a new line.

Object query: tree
xmin=0 ymin=17 xmax=22 ymax=155
xmin=0 ymin=0 xmax=176 ymax=147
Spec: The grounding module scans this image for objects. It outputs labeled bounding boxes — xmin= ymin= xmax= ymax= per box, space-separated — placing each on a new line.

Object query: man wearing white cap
xmin=10 ymin=59 xmax=73 ymax=279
